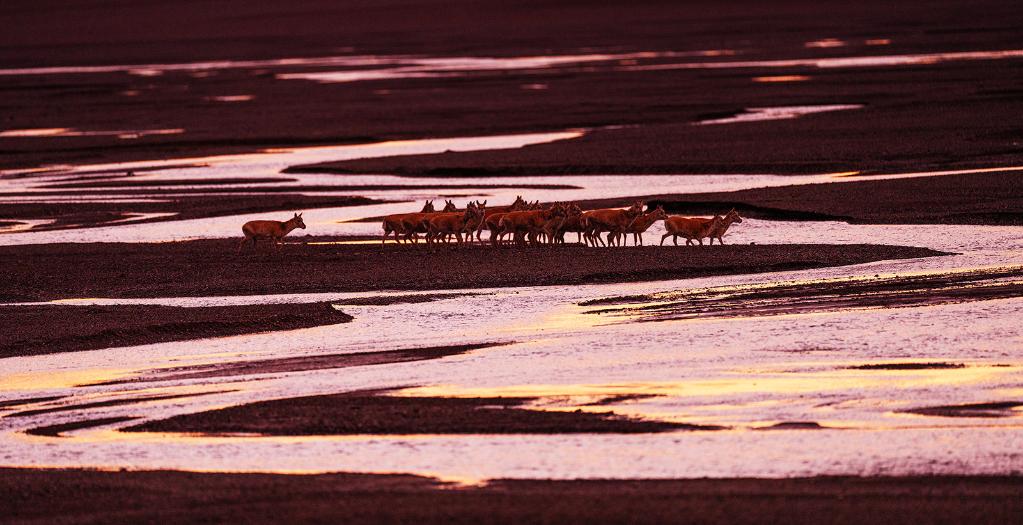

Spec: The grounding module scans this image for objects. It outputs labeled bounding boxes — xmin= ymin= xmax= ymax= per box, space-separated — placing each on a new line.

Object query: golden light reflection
xmin=400 ymin=363 xmax=1017 ymax=409
xmin=752 ymin=75 xmax=811 ymax=83
xmin=493 ymin=303 xmax=609 ymax=334
xmin=0 ymin=368 xmax=134 ymax=391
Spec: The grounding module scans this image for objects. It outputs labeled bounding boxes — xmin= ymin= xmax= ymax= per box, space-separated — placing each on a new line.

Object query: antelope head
xmin=651 ymin=205 xmax=667 ymax=221
xmin=291 ymin=212 xmax=306 ymax=229
xmin=548 ymin=202 xmax=568 ymax=218
xmin=725 ymin=208 xmax=743 ymax=224
xmin=422 ymin=200 xmax=436 ymax=213
xmin=511 ymin=195 xmax=526 ymax=209
xmin=443 ymin=199 xmax=457 ymax=212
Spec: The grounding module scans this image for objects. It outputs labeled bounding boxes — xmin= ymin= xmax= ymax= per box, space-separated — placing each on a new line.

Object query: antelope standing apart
xmin=425 ymin=201 xmax=486 ymax=246
xmin=497 ymin=202 xmax=567 ymax=247
xmin=580 ymin=201 xmax=644 ymax=247
xmin=660 ymin=214 xmax=723 ymax=246
xmin=707 ymin=208 xmax=743 ymax=245
xmin=238 ymin=212 xmax=306 ymax=252
xmin=612 ymin=205 xmax=666 ymax=246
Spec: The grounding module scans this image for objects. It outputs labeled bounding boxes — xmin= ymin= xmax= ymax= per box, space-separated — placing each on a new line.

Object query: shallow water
xmin=2 ymin=114 xmax=1023 ymax=481
xmin=2 ymin=212 xmax=1023 ymax=480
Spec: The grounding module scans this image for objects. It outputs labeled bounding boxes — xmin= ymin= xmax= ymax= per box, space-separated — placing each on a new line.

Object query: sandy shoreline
xmin=2 ymin=468 xmax=1021 ymax=524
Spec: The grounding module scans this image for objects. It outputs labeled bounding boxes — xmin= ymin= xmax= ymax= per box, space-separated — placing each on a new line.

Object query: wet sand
xmin=127 ymin=390 xmax=712 ymax=435
xmin=2 ymin=469 xmax=1021 ymax=524
xmin=0 ymin=302 xmax=352 ymax=357
xmin=0 ymin=241 xmax=945 ymax=302
xmin=581 ymin=267 xmax=1023 ymax=322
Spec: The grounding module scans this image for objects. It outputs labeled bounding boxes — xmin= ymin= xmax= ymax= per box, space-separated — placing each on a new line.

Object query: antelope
xmin=612 ymin=205 xmax=666 ymax=246
xmin=580 ymin=201 xmax=644 ymax=247
xmin=435 ymin=200 xmax=487 ymax=244
xmin=482 ymin=196 xmax=529 ymax=246
xmin=497 ymin=202 xmax=567 ymax=247
xmin=425 ymin=201 xmax=486 ymax=245
xmin=660 ymin=214 xmax=723 ymax=246
xmin=382 ymin=200 xmax=435 ymax=244
xmin=238 ymin=212 xmax=306 ymax=253
xmin=398 ymin=199 xmax=457 ymax=243
xmin=707 ymin=208 xmax=743 ymax=245
xmin=546 ymin=202 xmax=583 ymax=244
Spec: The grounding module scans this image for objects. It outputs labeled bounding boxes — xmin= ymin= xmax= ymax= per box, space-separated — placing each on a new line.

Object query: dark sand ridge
xmin=125 ymin=389 xmax=715 ymax=435
xmin=88 ymin=342 xmax=510 ymax=386
xmin=0 ymin=303 xmax=352 ymax=358
xmin=0 ymin=241 xmax=945 ymax=302
xmin=347 ymin=170 xmax=1023 ymax=227
xmin=643 ymin=170 xmax=1023 ymax=226
xmin=2 ymin=469 xmax=1022 ymax=524
xmin=0 ymin=194 xmax=380 ymax=232
xmin=3 ymin=1 xmax=1022 ymax=171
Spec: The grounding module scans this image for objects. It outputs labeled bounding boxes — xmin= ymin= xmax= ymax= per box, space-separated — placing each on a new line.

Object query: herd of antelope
xmin=379 ymin=196 xmax=743 ymax=247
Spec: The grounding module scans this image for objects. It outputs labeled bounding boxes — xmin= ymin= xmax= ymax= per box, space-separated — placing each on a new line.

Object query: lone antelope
xmin=238 ymin=212 xmax=306 ymax=252
xmin=660 ymin=214 xmax=723 ymax=246
xmin=580 ymin=201 xmax=644 ymax=247
xmin=707 ymin=208 xmax=743 ymax=245
xmin=612 ymin=205 xmax=666 ymax=246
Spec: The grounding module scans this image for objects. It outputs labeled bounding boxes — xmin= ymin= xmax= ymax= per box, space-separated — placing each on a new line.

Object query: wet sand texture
xmin=581 ymin=267 xmax=1023 ymax=322
xmin=0 ymin=303 xmax=352 ymax=357
xmin=2 ymin=469 xmax=1022 ymax=525
xmin=0 ymin=241 xmax=945 ymax=302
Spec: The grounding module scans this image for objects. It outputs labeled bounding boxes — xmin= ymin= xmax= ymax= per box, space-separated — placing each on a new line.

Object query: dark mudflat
xmin=0 ymin=302 xmax=352 ymax=358
xmin=2 ymin=469 xmax=1022 ymax=525
xmin=902 ymin=401 xmax=1023 ymax=418
xmin=3 ymin=1 xmax=1023 ymax=175
xmin=93 ymin=342 xmax=510 ymax=386
xmin=0 ymin=240 xmax=946 ymax=302
xmin=125 ymin=390 xmax=718 ymax=435
xmin=642 ymin=171 xmax=1023 ymax=226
